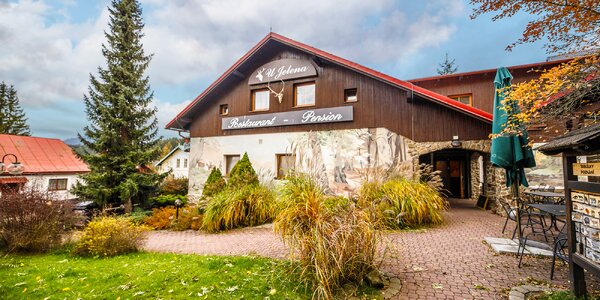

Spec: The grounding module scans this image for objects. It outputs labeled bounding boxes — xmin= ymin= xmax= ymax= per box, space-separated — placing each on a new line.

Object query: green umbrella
xmin=490 ymin=67 xmax=536 ymax=246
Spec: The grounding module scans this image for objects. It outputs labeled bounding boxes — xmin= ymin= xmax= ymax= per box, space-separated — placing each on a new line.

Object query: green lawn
xmin=0 ymin=252 xmax=310 ymax=299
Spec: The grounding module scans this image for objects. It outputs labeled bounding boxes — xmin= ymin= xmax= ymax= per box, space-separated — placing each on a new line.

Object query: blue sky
xmin=0 ymin=0 xmax=548 ymax=140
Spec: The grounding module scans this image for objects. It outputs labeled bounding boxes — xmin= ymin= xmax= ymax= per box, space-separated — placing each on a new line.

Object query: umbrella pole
xmin=512 ymin=181 xmax=523 ymax=257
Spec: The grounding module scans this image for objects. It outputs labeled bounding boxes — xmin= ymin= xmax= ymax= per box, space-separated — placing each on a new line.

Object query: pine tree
xmin=0 ymin=82 xmax=31 ymax=136
xmin=202 ymin=167 xmax=226 ymax=198
xmin=74 ymin=0 xmax=162 ymax=211
xmin=227 ymin=153 xmax=259 ymax=189
xmin=437 ymin=52 xmax=458 ymax=75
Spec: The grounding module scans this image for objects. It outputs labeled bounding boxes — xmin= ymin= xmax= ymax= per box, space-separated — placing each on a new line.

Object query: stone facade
xmin=187 ymin=128 xmax=497 ymax=204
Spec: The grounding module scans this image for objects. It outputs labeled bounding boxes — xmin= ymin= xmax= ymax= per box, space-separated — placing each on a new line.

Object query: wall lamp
xmin=0 ymin=154 xmax=25 ymax=175
xmin=451 ymin=136 xmax=462 ymax=148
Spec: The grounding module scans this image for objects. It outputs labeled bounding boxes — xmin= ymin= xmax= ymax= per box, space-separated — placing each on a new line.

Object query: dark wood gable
xmin=184 ymin=39 xmax=491 ymax=142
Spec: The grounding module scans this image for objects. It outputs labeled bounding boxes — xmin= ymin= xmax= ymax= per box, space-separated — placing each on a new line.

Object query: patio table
xmin=525 ymin=203 xmax=566 ymax=231
xmin=524 ymin=190 xmax=565 ymax=204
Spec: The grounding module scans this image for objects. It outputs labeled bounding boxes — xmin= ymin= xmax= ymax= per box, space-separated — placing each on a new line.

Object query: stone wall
xmin=470 ymin=152 xmax=482 ymax=201
xmin=187 ymin=128 xmax=510 ymax=214
xmin=187 ymin=128 xmax=413 ymax=199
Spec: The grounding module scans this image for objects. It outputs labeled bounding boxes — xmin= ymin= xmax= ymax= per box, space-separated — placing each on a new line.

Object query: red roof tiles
xmin=166 ymin=32 xmax=492 ymax=130
xmin=0 ymin=134 xmax=89 ymax=175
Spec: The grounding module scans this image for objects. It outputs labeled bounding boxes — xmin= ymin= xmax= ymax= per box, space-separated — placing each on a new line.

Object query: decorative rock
xmin=365 ymin=270 xmax=384 ymax=288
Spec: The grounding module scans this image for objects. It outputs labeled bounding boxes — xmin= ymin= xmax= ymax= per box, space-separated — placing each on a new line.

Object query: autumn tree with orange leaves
xmin=470 ymin=0 xmax=600 ymax=135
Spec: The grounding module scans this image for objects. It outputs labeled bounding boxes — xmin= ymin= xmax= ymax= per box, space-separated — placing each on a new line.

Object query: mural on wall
xmin=187 ymin=128 xmax=412 ymax=198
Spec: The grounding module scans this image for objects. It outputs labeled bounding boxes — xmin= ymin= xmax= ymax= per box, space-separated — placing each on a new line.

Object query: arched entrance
xmin=419 ymin=149 xmax=477 ymax=199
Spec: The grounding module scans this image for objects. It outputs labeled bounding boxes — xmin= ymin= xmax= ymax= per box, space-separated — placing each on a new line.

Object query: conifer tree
xmin=227 ymin=153 xmax=259 ymax=189
xmin=202 ymin=167 xmax=226 ymax=198
xmin=74 ymin=0 xmax=162 ymax=211
xmin=0 ymin=82 xmax=31 ymax=136
xmin=437 ymin=52 xmax=458 ymax=75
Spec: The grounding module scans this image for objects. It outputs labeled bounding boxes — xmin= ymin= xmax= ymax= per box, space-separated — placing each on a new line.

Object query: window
xmin=276 ymin=154 xmax=295 ymax=179
xmin=176 ymin=158 xmax=181 ymax=168
xmin=225 ymin=155 xmax=241 ymax=176
xmin=183 ymin=159 xmax=188 ymax=168
xmin=344 ymin=88 xmax=358 ymax=102
xmin=220 ymin=104 xmax=229 ymax=115
xmin=48 ymin=178 xmax=68 ymax=191
xmin=252 ymin=89 xmax=270 ymax=111
xmin=294 ymin=82 xmax=315 ymax=107
xmin=449 ymin=94 xmax=472 ymax=106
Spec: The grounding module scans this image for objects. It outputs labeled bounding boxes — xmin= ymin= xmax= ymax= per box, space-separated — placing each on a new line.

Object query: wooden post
xmin=564 ymin=154 xmax=586 ymax=296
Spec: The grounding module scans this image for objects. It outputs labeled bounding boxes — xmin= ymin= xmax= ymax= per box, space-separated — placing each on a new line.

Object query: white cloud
xmin=0 ymin=0 xmax=109 ymax=106
xmin=0 ymin=0 xmax=465 ymax=138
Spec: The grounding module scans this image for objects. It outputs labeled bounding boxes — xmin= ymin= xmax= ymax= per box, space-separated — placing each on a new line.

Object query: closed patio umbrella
xmin=490 ymin=67 xmax=536 ymax=244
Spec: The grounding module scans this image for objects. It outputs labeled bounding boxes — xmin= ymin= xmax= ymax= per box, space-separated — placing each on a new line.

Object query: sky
xmin=0 ymin=0 xmax=549 ymax=140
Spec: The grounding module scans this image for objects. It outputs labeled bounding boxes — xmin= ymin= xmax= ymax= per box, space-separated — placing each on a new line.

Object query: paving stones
xmin=508 ymin=285 xmax=551 ymax=300
xmin=485 ymin=236 xmax=553 ymax=257
xmin=143 ymin=198 xmax=599 ymax=299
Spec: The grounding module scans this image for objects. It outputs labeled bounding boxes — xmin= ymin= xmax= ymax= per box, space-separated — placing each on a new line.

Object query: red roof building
xmin=0 ymin=134 xmax=89 ymax=199
xmin=0 ymin=134 xmax=89 ymax=175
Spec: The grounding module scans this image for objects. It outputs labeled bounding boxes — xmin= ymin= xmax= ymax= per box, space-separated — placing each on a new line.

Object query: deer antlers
xmin=267 ymin=79 xmax=285 ymax=103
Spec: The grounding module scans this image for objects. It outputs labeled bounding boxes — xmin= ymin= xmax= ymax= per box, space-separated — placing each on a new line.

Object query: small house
xmin=0 ymin=134 xmax=89 ymax=199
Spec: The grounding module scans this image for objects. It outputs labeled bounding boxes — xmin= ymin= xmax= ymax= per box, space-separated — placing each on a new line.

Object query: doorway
xmin=420 ymin=149 xmax=470 ymax=198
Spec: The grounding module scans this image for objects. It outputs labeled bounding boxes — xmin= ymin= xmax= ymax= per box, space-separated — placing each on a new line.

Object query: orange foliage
xmin=471 ymin=0 xmax=600 ymax=134
xmin=143 ymin=206 xmax=202 ymax=231
xmin=470 ymin=0 xmax=600 ymax=53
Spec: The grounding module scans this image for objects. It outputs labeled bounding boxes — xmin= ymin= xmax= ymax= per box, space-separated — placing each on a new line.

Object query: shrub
xmin=158 ymin=176 xmax=189 ymax=196
xmin=143 ymin=206 xmax=202 ymax=231
xmin=227 ymin=152 xmax=258 ymax=189
xmin=0 ymin=189 xmax=73 ymax=253
xmin=144 ymin=206 xmax=176 ymax=230
xmin=74 ymin=216 xmax=148 ymax=257
xmin=202 ymin=167 xmax=226 ymax=198
xmin=202 ymin=184 xmax=277 ymax=232
xmin=358 ymin=178 xmax=448 ymax=228
xmin=170 ymin=207 xmax=203 ymax=231
xmin=127 ymin=209 xmax=153 ymax=225
xmin=274 ymin=174 xmax=379 ymax=299
xmin=150 ymin=194 xmax=187 ymax=208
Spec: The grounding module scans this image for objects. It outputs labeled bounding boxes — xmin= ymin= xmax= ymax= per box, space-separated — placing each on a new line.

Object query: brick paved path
xmin=144 ymin=199 xmax=598 ymax=299
xmin=144 ymin=224 xmax=287 ymax=259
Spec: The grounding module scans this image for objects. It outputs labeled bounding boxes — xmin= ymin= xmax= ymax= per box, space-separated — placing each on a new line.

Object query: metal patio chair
xmin=550 ymin=225 xmax=568 ymax=280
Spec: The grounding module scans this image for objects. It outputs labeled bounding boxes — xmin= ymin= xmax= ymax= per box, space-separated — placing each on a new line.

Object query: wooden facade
xmin=409 ymin=60 xmax=567 ymax=114
xmin=409 ymin=60 xmax=571 ymax=142
xmin=177 ymin=39 xmax=491 ymax=143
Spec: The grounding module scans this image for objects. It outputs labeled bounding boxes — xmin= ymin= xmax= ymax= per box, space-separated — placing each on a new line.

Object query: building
xmin=409 ymin=60 xmax=575 ymax=189
xmin=166 ymin=32 xmax=505 ymax=201
xmin=154 ymin=143 xmax=190 ymax=178
xmin=0 ymin=134 xmax=89 ymax=199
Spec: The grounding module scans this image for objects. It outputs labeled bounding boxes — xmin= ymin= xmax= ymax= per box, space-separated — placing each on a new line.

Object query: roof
xmin=166 ymin=33 xmax=492 ymax=131
xmin=0 ymin=134 xmax=89 ymax=175
xmin=408 ymin=59 xmax=571 ymax=83
xmin=537 ymin=123 xmax=600 ymax=154
xmin=155 ymin=144 xmax=190 ymax=167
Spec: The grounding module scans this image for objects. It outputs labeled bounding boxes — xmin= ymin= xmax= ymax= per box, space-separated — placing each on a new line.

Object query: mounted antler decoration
xmin=267 ymin=79 xmax=285 ymax=103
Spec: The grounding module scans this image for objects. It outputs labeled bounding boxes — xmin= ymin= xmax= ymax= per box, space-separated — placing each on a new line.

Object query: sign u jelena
xmin=248 ymin=58 xmax=317 ymax=85
xmin=222 ymin=106 xmax=353 ymax=130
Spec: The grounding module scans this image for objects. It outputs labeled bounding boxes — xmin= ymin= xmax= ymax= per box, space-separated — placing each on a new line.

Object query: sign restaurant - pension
xmin=222 ymin=106 xmax=353 ymax=130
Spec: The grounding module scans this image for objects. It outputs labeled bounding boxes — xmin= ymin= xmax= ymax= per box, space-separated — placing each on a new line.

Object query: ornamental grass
xmin=358 ymin=177 xmax=448 ymax=229
xmin=202 ymin=184 xmax=278 ymax=232
xmin=274 ymin=174 xmax=380 ymax=300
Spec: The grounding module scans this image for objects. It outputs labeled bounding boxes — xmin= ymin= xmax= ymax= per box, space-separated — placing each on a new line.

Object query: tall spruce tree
xmin=436 ymin=52 xmax=458 ymax=75
xmin=0 ymin=82 xmax=31 ymax=136
xmin=75 ymin=0 xmax=162 ymax=211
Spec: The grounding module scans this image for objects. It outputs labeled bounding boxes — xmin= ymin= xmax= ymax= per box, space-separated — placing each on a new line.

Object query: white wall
xmin=188 ymin=128 xmax=411 ymax=199
xmin=22 ymin=174 xmax=84 ymax=200
xmin=157 ymin=149 xmax=189 ymax=178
